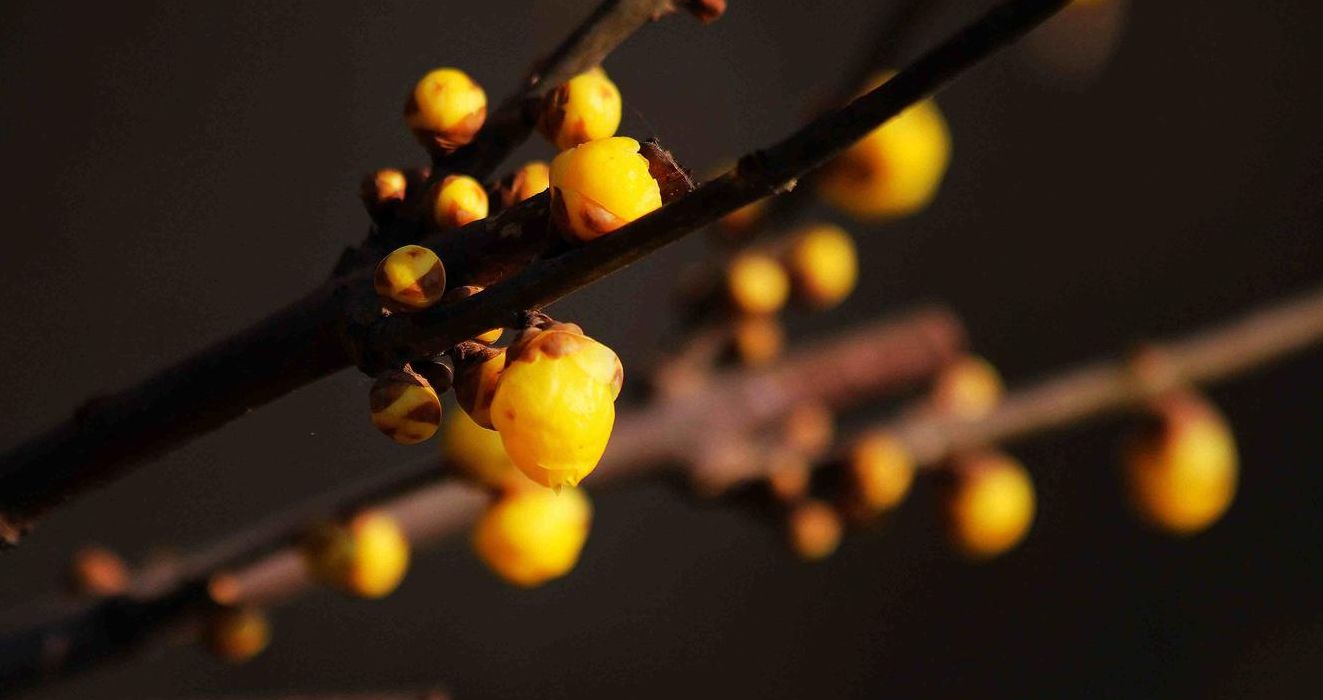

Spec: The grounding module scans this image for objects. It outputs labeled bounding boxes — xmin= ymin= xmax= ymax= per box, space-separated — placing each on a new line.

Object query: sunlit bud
xmin=784 ymin=224 xmax=858 ymax=308
xmin=429 ymin=174 xmax=489 ymax=230
xmin=550 ymin=136 xmax=663 ymax=242
xmin=726 ymin=252 xmax=790 ymax=316
xmin=303 ymin=510 xmax=411 ymax=598
xmin=443 ymin=407 xmax=526 ymax=490
xmin=847 ymin=432 xmax=915 ymax=515
xmin=473 ymin=486 xmax=593 ymax=587
xmin=360 ymin=168 xmax=409 ymax=220
xmin=453 ymin=346 xmax=506 ymax=429
xmin=369 ymin=368 xmax=442 ymax=444
xmin=787 ymin=500 xmax=843 ymax=561
xmin=491 ymin=324 xmax=623 ymax=489
xmin=819 ymin=73 xmax=951 ymax=220
xmin=66 ymin=546 xmax=129 ymax=598
xmin=499 ymin=160 xmax=551 ymax=209
xmin=731 ymin=315 xmax=784 ymax=367
xmin=1124 ymin=391 xmax=1237 ymax=535
xmin=538 ymin=67 xmax=622 ymax=151
xmin=943 ymin=452 xmax=1036 ymax=559
xmin=930 ymin=355 xmax=1004 ymax=419
xmin=404 ymin=67 xmax=487 ymax=154
xmin=204 ymin=607 xmax=270 ymax=664
xmin=374 ymin=244 xmax=447 ymax=311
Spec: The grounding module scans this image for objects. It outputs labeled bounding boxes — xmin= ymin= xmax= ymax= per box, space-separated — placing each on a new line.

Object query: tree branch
xmin=0 ymin=308 xmax=964 ymax=693
xmin=0 ymin=0 xmax=1072 ymax=544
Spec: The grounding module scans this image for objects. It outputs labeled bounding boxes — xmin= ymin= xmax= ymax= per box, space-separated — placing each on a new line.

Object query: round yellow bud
xmin=500 ymin=161 xmax=551 ymax=209
xmin=404 ymin=68 xmax=487 ymax=153
xmin=443 ymin=407 xmax=524 ymax=489
xmin=360 ymin=169 xmax=408 ymax=219
xmin=430 ymin=174 xmax=489 ymax=230
xmin=549 ymin=136 xmax=663 ymax=242
xmin=930 ymin=355 xmax=1004 ymax=420
xmin=539 ymin=67 xmax=622 ymax=150
xmin=784 ymin=224 xmax=858 ymax=308
xmin=944 ymin=453 xmax=1035 ymax=559
xmin=731 ymin=315 xmax=784 ymax=366
xmin=373 ymin=245 xmax=447 ymax=311
xmin=491 ymin=325 xmax=623 ymax=489
xmin=787 ymin=500 xmax=843 ymax=561
xmin=369 ymin=368 xmax=442 ymax=445
xmin=454 ymin=348 xmax=506 ymax=429
xmin=819 ymin=73 xmax=951 ymax=220
xmin=726 ymin=252 xmax=790 ymax=316
xmin=473 ymin=486 xmax=593 ymax=587
xmin=848 ymin=432 xmax=915 ymax=515
xmin=1124 ymin=392 xmax=1237 ymax=535
xmin=205 ymin=608 xmax=270 ymax=664
xmin=303 ymin=510 xmax=411 ymax=598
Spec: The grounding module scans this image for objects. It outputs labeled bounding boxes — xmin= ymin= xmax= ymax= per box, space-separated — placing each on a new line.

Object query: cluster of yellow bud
xmin=473 ymin=486 xmax=593 ymax=587
xmin=819 ymin=73 xmax=951 ymax=220
xmin=1124 ymin=391 xmax=1237 ymax=535
xmin=302 ymin=510 xmax=411 ymax=599
xmin=943 ymin=452 xmax=1036 ymax=559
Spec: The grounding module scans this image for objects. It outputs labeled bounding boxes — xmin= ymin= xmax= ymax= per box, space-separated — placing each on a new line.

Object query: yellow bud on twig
xmin=404 ymin=68 xmax=487 ymax=154
xmin=303 ymin=510 xmax=411 ymax=599
xmin=473 ymin=487 xmax=593 ymax=587
xmin=943 ymin=452 xmax=1036 ymax=559
xmin=373 ymin=245 xmax=447 ymax=311
xmin=369 ymin=368 xmax=442 ymax=445
xmin=538 ymin=67 xmax=622 ymax=151
xmin=499 ymin=160 xmax=550 ymax=209
xmin=847 ymin=432 xmax=915 ymax=516
xmin=442 ymin=408 xmax=525 ymax=490
xmin=549 ymin=137 xmax=662 ymax=242
xmin=429 ymin=174 xmax=489 ymax=230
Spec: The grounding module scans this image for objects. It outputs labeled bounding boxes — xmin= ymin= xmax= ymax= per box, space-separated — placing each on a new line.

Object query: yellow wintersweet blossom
xmin=539 ymin=67 xmax=622 ymax=150
xmin=404 ymin=67 xmax=487 ymax=152
xmin=944 ymin=453 xmax=1036 ymax=558
xmin=784 ymin=224 xmax=858 ymax=308
xmin=473 ymin=486 xmax=593 ymax=587
xmin=550 ymin=137 xmax=662 ymax=242
xmin=303 ymin=510 xmax=411 ymax=599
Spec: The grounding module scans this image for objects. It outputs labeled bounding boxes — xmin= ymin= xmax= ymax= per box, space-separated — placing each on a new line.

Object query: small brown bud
xmin=67 ymin=547 xmax=129 ymax=598
xmin=359 ymin=168 xmax=408 ymax=220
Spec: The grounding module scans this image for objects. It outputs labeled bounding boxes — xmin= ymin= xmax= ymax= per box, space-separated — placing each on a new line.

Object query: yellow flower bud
xmin=500 ymin=160 xmax=551 ymax=209
xmin=944 ymin=453 xmax=1035 ymax=559
xmin=205 ymin=607 xmax=270 ymax=664
xmin=847 ymin=432 xmax=915 ymax=515
xmin=930 ymin=355 xmax=1004 ymax=420
xmin=491 ymin=325 xmax=623 ymax=489
xmin=66 ymin=546 xmax=129 ymax=598
xmin=819 ymin=73 xmax=951 ymax=220
xmin=430 ymin=174 xmax=489 ymax=230
xmin=784 ymin=224 xmax=858 ymax=308
xmin=726 ymin=252 xmax=790 ymax=316
xmin=404 ymin=67 xmax=487 ymax=153
xmin=454 ymin=348 xmax=506 ymax=429
xmin=369 ymin=368 xmax=442 ymax=445
xmin=538 ymin=67 xmax=623 ymax=150
xmin=473 ymin=486 xmax=593 ymax=587
xmin=303 ymin=510 xmax=411 ymax=599
xmin=787 ymin=500 xmax=843 ymax=562
xmin=1124 ymin=392 xmax=1237 ymax=535
xmin=731 ymin=315 xmax=784 ymax=366
xmin=443 ymin=407 xmax=524 ymax=489
xmin=767 ymin=452 xmax=811 ymax=503
xmin=549 ymin=136 xmax=663 ymax=242
xmin=373 ymin=245 xmax=447 ymax=311
xmin=360 ymin=168 xmax=408 ymax=219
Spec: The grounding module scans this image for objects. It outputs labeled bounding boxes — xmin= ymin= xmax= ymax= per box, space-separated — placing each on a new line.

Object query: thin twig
xmin=0 ymin=309 xmax=964 ymax=693
xmin=0 ymin=0 xmax=1072 ymax=544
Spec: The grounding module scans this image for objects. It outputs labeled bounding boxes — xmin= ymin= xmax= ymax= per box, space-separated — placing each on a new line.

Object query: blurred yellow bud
xmin=767 ymin=452 xmax=812 ymax=503
xmin=303 ymin=510 xmax=410 ymax=599
xmin=538 ymin=67 xmax=622 ymax=150
xmin=930 ymin=355 xmax=1004 ymax=420
xmin=473 ymin=486 xmax=593 ymax=587
xmin=430 ymin=174 xmax=489 ymax=230
xmin=205 ymin=607 xmax=270 ymax=664
xmin=404 ymin=67 xmax=487 ymax=153
xmin=944 ymin=452 xmax=1035 ymax=559
xmin=369 ymin=368 xmax=442 ymax=445
xmin=848 ymin=432 xmax=915 ymax=515
xmin=787 ymin=500 xmax=843 ymax=561
xmin=67 ymin=546 xmax=129 ymax=598
xmin=819 ymin=73 xmax=951 ymax=220
xmin=726 ymin=252 xmax=790 ymax=316
xmin=550 ymin=136 xmax=662 ymax=242
xmin=784 ymin=224 xmax=858 ymax=308
xmin=360 ymin=168 xmax=409 ymax=219
xmin=443 ymin=408 xmax=525 ymax=489
xmin=454 ymin=348 xmax=507 ymax=429
xmin=491 ymin=324 xmax=623 ymax=489
xmin=373 ymin=244 xmax=447 ymax=311
xmin=1124 ymin=391 xmax=1237 ymax=535
xmin=731 ymin=315 xmax=784 ymax=367
xmin=500 ymin=160 xmax=551 ymax=209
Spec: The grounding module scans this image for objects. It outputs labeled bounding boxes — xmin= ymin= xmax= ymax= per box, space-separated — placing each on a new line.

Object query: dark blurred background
xmin=2 ymin=1 xmax=1323 ymax=698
